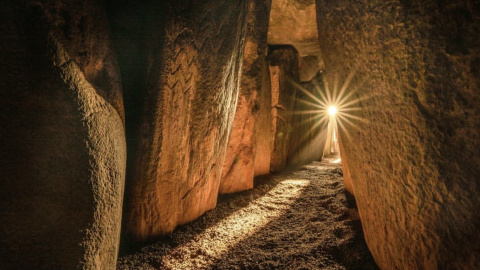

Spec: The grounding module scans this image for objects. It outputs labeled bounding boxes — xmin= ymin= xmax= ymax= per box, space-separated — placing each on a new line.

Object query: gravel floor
xmin=117 ymin=156 xmax=379 ymax=270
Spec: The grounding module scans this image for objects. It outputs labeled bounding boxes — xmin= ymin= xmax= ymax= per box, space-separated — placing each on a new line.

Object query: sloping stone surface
xmin=316 ymin=0 xmax=480 ymax=269
xmin=111 ymin=0 xmax=249 ymax=243
xmin=0 ymin=1 xmax=126 ymax=269
xmin=220 ymin=0 xmax=272 ymax=194
xmin=269 ymin=47 xmax=299 ymax=172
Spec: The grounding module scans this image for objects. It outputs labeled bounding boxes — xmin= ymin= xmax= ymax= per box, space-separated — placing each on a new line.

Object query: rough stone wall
xmin=111 ymin=0 xmax=249 ymax=243
xmin=316 ymin=0 xmax=480 ymax=269
xmin=219 ymin=0 xmax=272 ymax=194
xmin=0 ymin=1 xmax=126 ymax=269
xmin=269 ymin=47 xmax=299 ymax=172
xmin=268 ymin=0 xmax=320 ymax=57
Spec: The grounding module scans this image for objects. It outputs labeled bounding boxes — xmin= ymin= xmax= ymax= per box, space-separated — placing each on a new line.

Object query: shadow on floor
xmin=118 ymin=170 xmax=288 ymax=256
xmin=117 ymin=160 xmax=378 ymax=270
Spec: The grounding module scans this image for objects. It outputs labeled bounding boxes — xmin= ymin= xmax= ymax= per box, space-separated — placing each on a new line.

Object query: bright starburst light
xmin=328 ymin=106 xmax=337 ymax=116
xmin=287 ymin=68 xmax=372 ymax=144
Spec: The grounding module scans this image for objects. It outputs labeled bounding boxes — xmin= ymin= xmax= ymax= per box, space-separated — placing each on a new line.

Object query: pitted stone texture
xmin=268 ymin=0 xmax=320 ymax=57
xmin=220 ymin=0 xmax=272 ymax=194
xmin=269 ymin=47 xmax=299 ymax=172
xmin=0 ymin=1 xmax=126 ymax=269
xmin=316 ymin=0 xmax=480 ymax=269
xmin=113 ymin=0 xmax=248 ymax=242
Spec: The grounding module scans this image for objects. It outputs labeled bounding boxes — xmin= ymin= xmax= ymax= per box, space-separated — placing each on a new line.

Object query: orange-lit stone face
xmin=118 ymin=0 xmax=250 ymax=243
xmin=316 ymin=0 xmax=480 ymax=269
xmin=268 ymin=0 xmax=320 ymax=57
xmin=219 ymin=0 xmax=272 ymax=194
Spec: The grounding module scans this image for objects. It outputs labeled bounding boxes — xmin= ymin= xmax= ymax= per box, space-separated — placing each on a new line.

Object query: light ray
xmin=336 ymin=88 xmax=359 ymax=108
xmin=288 ymin=110 xmax=323 ymax=116
xmin=337 ymin=115 xmax=363 ymax=131
xmin=336 ymin=118 xmax=353 ymax=142
xmin=339 ymin=94 xmax=373 ymax=108
xmin=287 ymin=67 xmax=373 ymax=152
xmin=292 ymin=113 xmax=324 ymax=128
xmin=336 ymin=77 xmax=368 ymax=106
xmin=294 ymin=97 xmax=325 ymax=110
xmin=337 ymin=107 xmax=362 ymax=112
xmin=312 ymin=79 xmax=332 ymax=107
xmin=338 ymin=112 xmax=369 ymax=123
xmin=316 ymin=87 xmax=330 ymax=107
xmin=298 ymin=116 xmax=329 ymax=144
xmin=288 ymin=78 xmax=327 ymax=107
xmin=335 ymin=68 xmax=357 ymax=104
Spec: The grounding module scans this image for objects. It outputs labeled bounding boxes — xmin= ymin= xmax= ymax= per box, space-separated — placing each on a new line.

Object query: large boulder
xmin=0 ymin=1 xmax=126 ymax=269
xmin=111 ymin=0 xmax=249 ymax=243
xmin=316 ymin=0 xmax=480 ymax=269
xmin=219 ymin=0 xmax=272 ymax=194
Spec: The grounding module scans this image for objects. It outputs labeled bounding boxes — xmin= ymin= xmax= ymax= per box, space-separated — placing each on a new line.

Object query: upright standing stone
xmin=219 ymin=0 xmax=272 ymax=194
xmin=0 ymin=1 xmax=126 ymax=269
xmin=112 ymin=0 xmax=249 ymax=243
xmin=316 ymin=0 xmax=480 ymax=269
xmin=269 ymin=47 xmax=299 ymax=172
xmin=254 ymin=60 xmax=274 ymax=176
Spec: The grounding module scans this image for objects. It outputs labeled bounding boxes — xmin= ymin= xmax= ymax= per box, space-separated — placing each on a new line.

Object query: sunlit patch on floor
xmin=159 ymin=179 xmax=311 ymax=269
xmin=331 ymin=158 xmax=342 ymax=164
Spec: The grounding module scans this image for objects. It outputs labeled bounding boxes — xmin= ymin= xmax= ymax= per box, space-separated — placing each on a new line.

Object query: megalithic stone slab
xmin=253 ymin=60 xmax=274 ymax=176
xmin=115 ymin=0 xmax=249 ymax=243
xmin=269 ymin=46 xmax=299 ymax=172
xmin=0 ymin=1 xmax=126 ymax=269
xmin=316 ymin=0 xmax=480 ymax=269
xmin=220 ymin=0 xmax=272 ymax=194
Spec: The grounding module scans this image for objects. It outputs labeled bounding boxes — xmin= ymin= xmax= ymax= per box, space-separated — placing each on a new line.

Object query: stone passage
xmin=116 ymin=155 xmax=378 ymax=270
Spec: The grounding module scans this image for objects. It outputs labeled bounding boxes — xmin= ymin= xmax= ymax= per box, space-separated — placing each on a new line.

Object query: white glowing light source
xmin=328 ymin=106 xmax=338 ymax=116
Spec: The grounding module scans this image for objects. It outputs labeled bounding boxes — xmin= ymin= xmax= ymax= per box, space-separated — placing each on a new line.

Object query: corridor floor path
xmin=117 ymin=156 xmax=378 ymax=270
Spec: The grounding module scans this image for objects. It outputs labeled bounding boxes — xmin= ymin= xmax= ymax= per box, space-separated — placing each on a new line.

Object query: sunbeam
xmin=298 ymin=116 xmax=329 ymax=144
xmin=295 ymin=97 xmax=325 ymax=110
xmin=288 ymin=78 xmax=327 ymax=107
xmin=288 ymin=68 xmax=372 ymax=150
